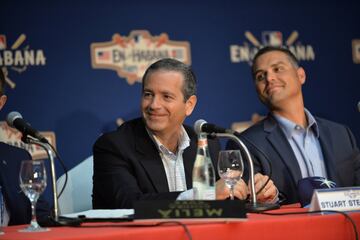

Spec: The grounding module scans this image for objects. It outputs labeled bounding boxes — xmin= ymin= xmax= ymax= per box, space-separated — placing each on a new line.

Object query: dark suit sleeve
xmin=92 ymin=134 xmax=179 ymax=209
xmin=344 ymin=126 xmax=360 ymax=185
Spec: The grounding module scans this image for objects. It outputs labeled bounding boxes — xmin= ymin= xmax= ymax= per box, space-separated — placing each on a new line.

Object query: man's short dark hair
xmin=0 ymin=68 xmax=5 ymax=96
xmin=142 ymin=58 xmax=197 ymax=101
xmin=251 ymin=46 xmax=300 ymax=78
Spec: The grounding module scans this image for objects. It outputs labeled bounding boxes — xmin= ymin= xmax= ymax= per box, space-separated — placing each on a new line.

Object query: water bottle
xmin=192 ymin=132 xmax=215 ymax=200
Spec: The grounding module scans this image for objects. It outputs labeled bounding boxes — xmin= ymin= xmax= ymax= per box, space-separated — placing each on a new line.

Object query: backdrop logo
xmin=0 ymin=34 xmax=47 ymax=89
xmin=90 ymin=30 xmax=191 ymax=85
xmin=0 ymin=122 xmax=56 ymax=160
xmin=352 ymin=39 xmax=360 ymax=64
xmin=230 ymin=31 xmax=315 ymax=64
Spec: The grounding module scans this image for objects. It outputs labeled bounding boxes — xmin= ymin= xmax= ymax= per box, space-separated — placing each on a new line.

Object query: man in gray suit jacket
xmin=235 ymin=46 xmax=360 ymax=204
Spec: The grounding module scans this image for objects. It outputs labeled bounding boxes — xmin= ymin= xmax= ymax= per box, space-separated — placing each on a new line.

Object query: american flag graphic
xmin=171 ymin=49 xmax=183 ymax=58
xmin=0 ymin=35 xmax=6 ymax=50
xmin=97 ymin=51 xmax=111 ymax=61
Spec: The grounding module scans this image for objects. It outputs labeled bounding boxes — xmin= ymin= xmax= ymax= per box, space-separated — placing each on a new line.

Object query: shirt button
xmin=295 ymin=125 xmax=301 ymax=130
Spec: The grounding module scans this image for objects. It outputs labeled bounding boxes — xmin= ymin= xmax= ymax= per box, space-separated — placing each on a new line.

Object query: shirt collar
xmin=274 ymin=108 xmax=319 ymax=139
xmin=305 ymin=108 xmax=319 ymax=137
xmin=146 ymin=126 xmax=190 ymax=155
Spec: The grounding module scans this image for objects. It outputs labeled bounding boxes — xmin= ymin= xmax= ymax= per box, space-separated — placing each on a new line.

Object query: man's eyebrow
xmin=254 ymin=61 xmax=287 ymax=75
xmin=270 ymin=61 xmax=287 ymax=67
xmin=142 ymin=89 xmax=153 ymax=94
xmin=160 ymin=90 xmax=176 ymax=96
xmin=253 ymin=69 xmax=264 ymax=77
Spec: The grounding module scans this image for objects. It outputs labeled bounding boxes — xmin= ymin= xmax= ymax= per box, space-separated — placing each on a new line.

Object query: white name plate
xmin=309 ymin=187 xmax=360 ymax=212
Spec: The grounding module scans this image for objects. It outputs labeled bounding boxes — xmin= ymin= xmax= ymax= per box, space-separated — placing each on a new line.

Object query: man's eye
xmin=143 ymin=92 xmax=153 ymax=98
xmin=274 ymin=66 xmax=283 ymax=72
xmin=164 ymin=95 xmax=173 ymax=100
xmin=256 ymin=73 xmax=265 ymax=82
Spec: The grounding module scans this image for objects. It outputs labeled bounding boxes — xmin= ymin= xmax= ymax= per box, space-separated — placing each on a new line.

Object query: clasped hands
xmin=215 ymin=173 xmax=278 ymax=203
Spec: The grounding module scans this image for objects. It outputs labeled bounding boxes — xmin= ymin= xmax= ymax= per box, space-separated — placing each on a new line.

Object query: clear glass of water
xmin=18 ymin=160 xmax=49 ymax=232
xmin=217 ymin=150 xmax=244 ymax=200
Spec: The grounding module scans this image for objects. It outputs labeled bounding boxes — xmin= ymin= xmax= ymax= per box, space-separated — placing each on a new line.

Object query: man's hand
xmin=250 ymin=173 xmax=278 ymax=203
xmin=216 ymin=178 xmax=248 ymax=200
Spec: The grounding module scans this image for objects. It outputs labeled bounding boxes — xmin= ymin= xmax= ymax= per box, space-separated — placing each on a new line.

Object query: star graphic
xmin=314 ymin=177 xmax=336 ymax=188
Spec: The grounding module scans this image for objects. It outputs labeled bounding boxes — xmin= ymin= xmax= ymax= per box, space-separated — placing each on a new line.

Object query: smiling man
xmin=92 ymin=58 xmax=248 ymax=209
xmin=235 ymin=46 xmax=360 ymax=204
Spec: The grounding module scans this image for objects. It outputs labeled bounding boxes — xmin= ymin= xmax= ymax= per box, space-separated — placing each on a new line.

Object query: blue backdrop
xmin=1 ymin=0 xmax=360 ymax=203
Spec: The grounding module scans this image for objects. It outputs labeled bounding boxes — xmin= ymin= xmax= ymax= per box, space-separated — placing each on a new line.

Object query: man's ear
xmin=0 ymin=95 xmax=7 ymax=111
xmin=185 ymin=95 xmax=197 ymax=116
xmin=297 ymin=67 xmax=306 ymax=85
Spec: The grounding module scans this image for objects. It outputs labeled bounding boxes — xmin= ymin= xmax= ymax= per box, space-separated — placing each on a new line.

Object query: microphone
xmin=194 ymin=119 xmax=234 ymax=135
xmin=195 ymin=119 xmax=280 ymax=211
xmin=358 ymin=101 xmax=360 ymax=112
xmin=297 ymin=176 xmax=336 ymax=207
xmin=6 ymin=111 xmax=48 ymax=143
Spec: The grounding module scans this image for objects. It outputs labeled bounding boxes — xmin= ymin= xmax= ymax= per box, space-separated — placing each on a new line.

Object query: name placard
xmin=134 ymin=200 xmax=246 ymax=220
xmin=309 ymin=187 xmax=360 ymax=212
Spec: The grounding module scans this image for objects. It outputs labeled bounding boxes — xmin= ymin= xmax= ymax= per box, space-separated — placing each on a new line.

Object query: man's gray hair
xmin=142 ymin=58 xmax=197 ymax=101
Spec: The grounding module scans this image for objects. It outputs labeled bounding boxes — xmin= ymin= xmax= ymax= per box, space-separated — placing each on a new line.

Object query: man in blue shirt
xmin=236 ymin=46 xmax=360 ymax=204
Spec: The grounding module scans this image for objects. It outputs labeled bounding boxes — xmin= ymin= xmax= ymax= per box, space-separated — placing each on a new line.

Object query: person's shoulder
xmin=0 ymin=142 xmax=32 ymax=160
xmin=0 ymin=141 xmax=28 ymax=153
xmin=315 ymin=117 xmax=349 ymax=130
xmin=0 ymin=141 xmax=13 ymax=151
xmin=94 ymin=118 xmax=143 ymax=145
xmin=240 ymin=117 xmax=267 ymax=138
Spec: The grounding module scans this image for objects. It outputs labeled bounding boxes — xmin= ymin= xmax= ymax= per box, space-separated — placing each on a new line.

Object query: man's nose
xmin=265 ymin=71 xmax=276 ymax=83
xmin=149 ymin=96 xmax=161 ymax=109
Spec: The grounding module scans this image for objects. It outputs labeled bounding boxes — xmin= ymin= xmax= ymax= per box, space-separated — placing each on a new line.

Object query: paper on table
xmin=61 ymin=209 xmax=134 ymax=219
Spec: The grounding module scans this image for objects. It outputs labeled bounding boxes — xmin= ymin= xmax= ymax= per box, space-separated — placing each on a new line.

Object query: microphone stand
xmin=22 ymin=135 xmax=81 ymax=226
xmin=210 ymin=132 xmax=279 ymax=212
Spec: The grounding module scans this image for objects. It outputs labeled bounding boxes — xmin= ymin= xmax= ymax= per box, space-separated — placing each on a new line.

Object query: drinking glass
xmin=18 ymin=160 xmax=49 ymax=232
xmin=217 ymin=150 xmax=244 ymax=200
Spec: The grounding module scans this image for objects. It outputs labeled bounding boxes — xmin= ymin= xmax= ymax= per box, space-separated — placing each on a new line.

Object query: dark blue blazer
xmin=0 ymin=142 xmax=50 ymax=225
xmin=229 ymin=114 xmax=360 ymax=205
xmin=93 ymin=118 xmax=221 ymax=209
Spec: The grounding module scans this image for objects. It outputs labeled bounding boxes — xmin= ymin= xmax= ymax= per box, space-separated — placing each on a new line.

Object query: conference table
xmin=1 ymin=204 xmax=359 ymax=240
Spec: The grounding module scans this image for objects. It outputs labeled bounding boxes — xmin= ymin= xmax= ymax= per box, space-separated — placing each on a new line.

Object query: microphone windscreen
xmin=297 ymin=176 xmax=336 ymax=207
xmin=6 ymin=111 xmax=22 ymax=127
xmin=194 ymin=119 xmax=206 ymax=135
